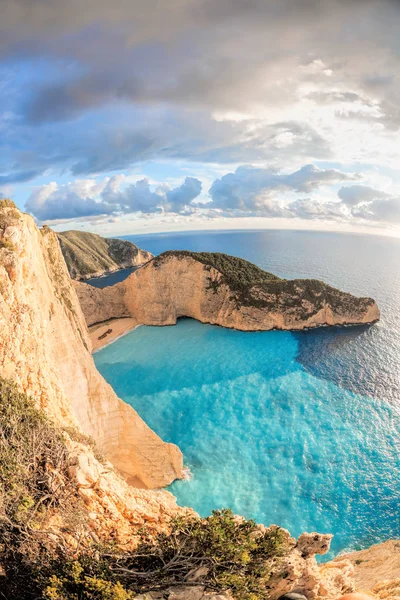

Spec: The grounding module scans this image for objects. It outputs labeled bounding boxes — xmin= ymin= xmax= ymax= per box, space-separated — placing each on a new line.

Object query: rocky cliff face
xmin=57 ymin=229 xmax=153 ymax=280
xmin=0 ymin=209 xmax=392 ymax=598
xmin=0 ymin=207 xmax=182 ymax=489
xmin=75 ymin=251 xmax=380 ymax=330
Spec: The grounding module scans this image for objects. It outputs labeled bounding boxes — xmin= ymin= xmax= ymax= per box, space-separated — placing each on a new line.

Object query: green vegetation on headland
xmin=0 ymin=377 xmax=294 ymax=600
xmin=56 ymin=230 xmax=152 ymax=280
xmin=154 ymin=250 xmax=280 ymax=287
xmin=152 ymin=250 xmax=375 ymax=315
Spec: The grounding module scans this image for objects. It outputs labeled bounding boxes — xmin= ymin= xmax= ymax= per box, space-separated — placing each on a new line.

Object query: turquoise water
xmin=95 ymin=230 xmax=400 ymax=559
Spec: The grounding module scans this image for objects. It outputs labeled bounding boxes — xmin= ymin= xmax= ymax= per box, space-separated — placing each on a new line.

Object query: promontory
xmin=57 ymin=229 xmax=153 ymax=280
xmin=74 ymin=250 xmax=380 ymax=332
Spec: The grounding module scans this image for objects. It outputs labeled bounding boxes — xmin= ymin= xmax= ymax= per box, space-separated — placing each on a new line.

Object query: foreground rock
xmin=333 ymin=540 xmax=400 ymax=595
xmin=0 ymin=206 xmax=182 ymax=489
xmin=57 ymin=229 xmax=153 ymax=280
xmin=75 ymin=250 xmax=380 ymax=330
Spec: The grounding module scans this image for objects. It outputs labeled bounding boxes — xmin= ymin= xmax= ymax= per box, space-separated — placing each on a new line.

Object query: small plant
xmin=30 ymin=510 xmax=293 ymax=600
xmin=0 ymin=238 xmax=15 ymax=251
xmin=0 ymin=198 xmax=17 ymax=209
xmin=0 ymin=378 xmax=85 ymax=597
xmin=0 ymin=199 xmax=21 ymax=229
xmin=63 ymin=426 xmax=105 ymax=463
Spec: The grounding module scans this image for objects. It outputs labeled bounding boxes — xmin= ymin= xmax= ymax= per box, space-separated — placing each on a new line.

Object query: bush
xmin=0 ymin=200 xmax=21 ymax=229
xmin=33 ymin=510 xmax=292 ymax=600
xmin=0 ymin=378 xmax=85 ymax=596
xmin=0 ymin=380 xmax=293 ymax=599
xmin=0 ymin=238 xmax=15 ymax=251
xmin=0 ymin=198 xmax=17 ymax=209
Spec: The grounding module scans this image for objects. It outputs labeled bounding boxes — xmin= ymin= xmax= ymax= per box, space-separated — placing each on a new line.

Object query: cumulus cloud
xmin=286 ymin=198 xmax=347 ymax=221
xmin=338 ymin=185 xmax=389 ymax=206
xmin=209 ymin=165 xmax=358 ymax=212
xmin=334 ymin=184 xmax=400 ymax=223
xmin=25 ymin=182 xmax=114 ymax=221
xmin=26 ymin=175 xmax=202 ymax=221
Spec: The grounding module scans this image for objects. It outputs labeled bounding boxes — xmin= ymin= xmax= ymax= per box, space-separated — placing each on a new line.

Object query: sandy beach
xmin=89 ymin=318 xmax=138 ymax=352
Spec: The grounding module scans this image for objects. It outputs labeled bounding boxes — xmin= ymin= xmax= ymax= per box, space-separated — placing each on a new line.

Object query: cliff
xmin=0 ymin=204 xmax=394 ymax=599
xmin=57 ymin=229 xmax=153 ymax=280
xmin=333 ymin=540 xmax=400 ymax=595
xmin=0 ymin=206 xmax=182 ymax=489
xmin=75 ymin=250 xmax=380 ymax=330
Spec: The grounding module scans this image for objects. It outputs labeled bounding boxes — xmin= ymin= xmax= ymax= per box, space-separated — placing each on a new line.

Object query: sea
xmin=93 ymin=229 xmax=400 ymax=560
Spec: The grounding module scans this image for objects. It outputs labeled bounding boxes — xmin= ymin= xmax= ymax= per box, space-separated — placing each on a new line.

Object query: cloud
xmin=25 ymin=175 xmax=202 ymax=221
xmin=2 ymin=0 xmax=400 ymax=185
xmin=166 ymin=177 xmax=202 ymax=212
xmin=24 ymin=167 xmax=400 ymax=228
xmin=0 ymin=170 xmax=43 ymax=185
xmin=286 ymin=198 xmax=347 ymax=221
xmin=3 ymin=0 xmax=398 ymax=123
xmin=351 ymin=197 xmax=400 ymax=223
xmin=338 ymin=185 xmax=389 ymax=206
xmin=209 ymin=164 xmax=358 ymax=212
xmin=336 ymin=184 xmax=400 ymax=223
xmin=25 ymin=181 xmax=114 ymax=221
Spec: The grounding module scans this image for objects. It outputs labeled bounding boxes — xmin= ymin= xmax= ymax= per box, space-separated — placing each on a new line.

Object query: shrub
xmin=34 ymin=510 xmax=292 ymax=599
xmin=0 ymin=380 xmax=294 ymax=599
xmin=0 ymin=378 xmax=85 ymax=596
xmin=0 ymin=198 xmax=17 ymax=209
xmin=0 ymin=238 xmax=15 ymax=251
xmin=63 ymin=426 xmax=105 ymax=463
xmin=0 ymin=201 xmax=21 ymax=229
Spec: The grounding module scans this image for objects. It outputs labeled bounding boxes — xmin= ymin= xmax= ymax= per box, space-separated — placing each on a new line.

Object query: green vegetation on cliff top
xmin=57 ymin=230 xmax=152 ymax=280
xmin=153 ymin=250 xmax=374 ymax=315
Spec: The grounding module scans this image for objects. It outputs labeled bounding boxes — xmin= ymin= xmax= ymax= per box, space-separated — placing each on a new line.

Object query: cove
xmin=94 ymin=318 xmax=400 ymax=560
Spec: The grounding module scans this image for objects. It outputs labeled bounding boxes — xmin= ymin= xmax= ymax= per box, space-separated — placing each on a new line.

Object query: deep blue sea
xmin=94 ymin=229 xmax=400 ymax=559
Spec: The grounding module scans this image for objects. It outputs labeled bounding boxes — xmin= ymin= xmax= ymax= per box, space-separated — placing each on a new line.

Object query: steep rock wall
xmin=75 ymin=253 xmax=379 ymax=330
xmin=57 ymin=229 xmax=153 ymax=280
xmin=0 ymin=208 xmax=183 ymax=489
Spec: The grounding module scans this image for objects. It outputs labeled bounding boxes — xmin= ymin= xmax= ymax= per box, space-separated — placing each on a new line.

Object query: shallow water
xmin=95 ymin=229 xmax=400 ymax=559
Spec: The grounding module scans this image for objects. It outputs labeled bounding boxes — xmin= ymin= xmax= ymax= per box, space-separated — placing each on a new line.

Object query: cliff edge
xmin=0 ymin=205 xmax=182 ymax=489
xmin=75 ymin=250 xmax=380 ymax=330
xmin=57 ymin=229 xmax=153 ymax=280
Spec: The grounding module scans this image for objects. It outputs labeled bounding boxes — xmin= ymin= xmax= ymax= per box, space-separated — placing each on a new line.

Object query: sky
xmin=1 ymin=0 xmax=400 ymax=236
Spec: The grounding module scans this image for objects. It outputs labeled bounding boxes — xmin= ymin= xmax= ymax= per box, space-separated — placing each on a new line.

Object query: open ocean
xmin=94 ymin=229 xmax=400 ymax=559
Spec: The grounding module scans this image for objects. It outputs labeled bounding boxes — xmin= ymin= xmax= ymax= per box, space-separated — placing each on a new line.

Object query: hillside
xmin=57 ymin=229 xmax=153 ymax=280
xmin=75 ymin=250 xmax=380 ymax=331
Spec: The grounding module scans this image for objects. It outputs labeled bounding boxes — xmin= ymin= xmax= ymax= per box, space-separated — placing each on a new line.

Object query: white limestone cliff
xmin=75 ymin=253 xmax=380 ymax=331
xmin=0 ymin=208 xmax=182 ymax=489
